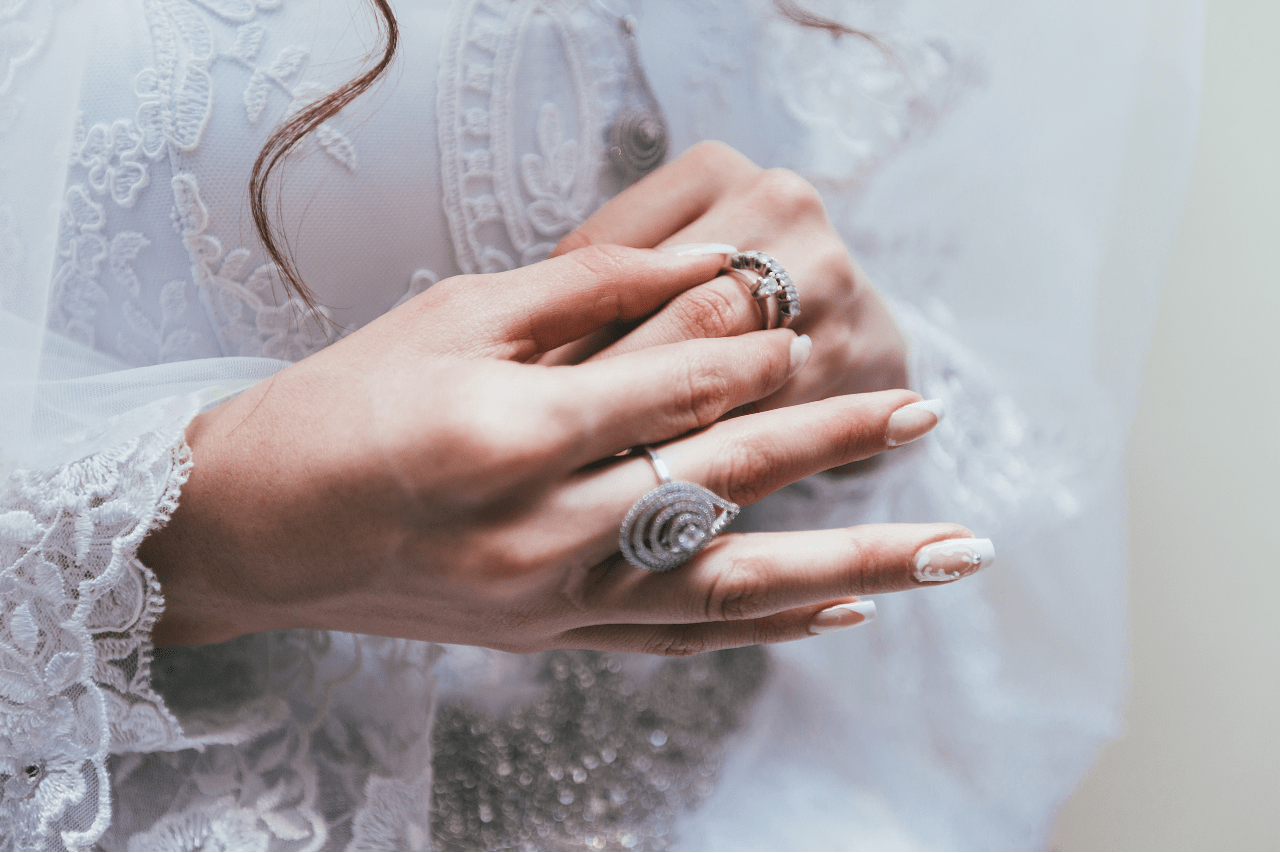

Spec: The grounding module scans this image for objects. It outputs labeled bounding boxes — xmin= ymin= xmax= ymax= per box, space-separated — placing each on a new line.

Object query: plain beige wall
xmin=1051 ymin=1 xmax=1280 ymax=848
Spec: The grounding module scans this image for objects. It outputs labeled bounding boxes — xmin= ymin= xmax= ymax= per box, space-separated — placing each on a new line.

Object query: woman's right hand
xmin=141 ymin=245 xmax=981 ymax=651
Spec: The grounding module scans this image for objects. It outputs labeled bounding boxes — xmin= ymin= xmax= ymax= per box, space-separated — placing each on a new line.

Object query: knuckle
xmin=812 ymin=244 xmax=856 ymax=291
xmin=704 ymin=550 xmax=773 ymax=621
xmin=564 ymin=243 xmax=632 ymax=282
xmin=554 ymin=228 xmax=594 ymax=256
xmin=838 ymin=536 xmax=893 ymax=595
xmin=709 ymin=431 xmax=776 ymax=506
xmin=671 ymin=281 xmax=755 ymax=340
xmin=683 ymin=140 xmax=753 ymax=173
xmin=754 ymin=168 xmax=824 ymax=218
xmin=674 ymin=351 xmax=735 ymax=425
xmin=746 ymin=619 xmax=800 ymax=647
xmin=642 ymin=630 xmax=708 ymax=658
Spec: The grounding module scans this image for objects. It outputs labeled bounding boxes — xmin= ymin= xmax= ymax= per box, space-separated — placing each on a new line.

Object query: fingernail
xmin=885 ymin=398 xmax=945 ymax=447
xmin=788 ymin=334 xmax=812 ymax=378
xmin=810 ymin=600 xmax=877 ymax=634
xmin=659 ymin=242 xmax=739 ymax=257
xmin=912 ymin=538 xmax=995 ymax=583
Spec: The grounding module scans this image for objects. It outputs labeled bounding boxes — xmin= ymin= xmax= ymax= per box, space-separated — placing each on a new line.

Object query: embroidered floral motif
xmin=438 ymin=0 xmax=619 ymax=274
xmin=172 ymin=172 xmax=337 ymax=361
xmin=522 ymin=103 xmax=583 ymax=237
xmin=6 ymin=2 xmax=989 ymax=850
xmin=78 ymin=120 xmax=150 ymax=207
xmin=50 ymin=186 xmax=109 ymax=348
xmin=0 ymin=421 xmax=194 ymax=849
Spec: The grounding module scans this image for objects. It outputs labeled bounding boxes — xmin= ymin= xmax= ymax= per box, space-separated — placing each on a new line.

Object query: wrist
xmin=141 ymin=405 xmax=267 ymax=646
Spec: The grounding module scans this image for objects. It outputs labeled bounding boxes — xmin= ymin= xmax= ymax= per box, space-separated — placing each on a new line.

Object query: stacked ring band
xmin=727 ymin=250 xmax=800 ymax=329
xmin=619 ymin=446 xmax=740 ymax=572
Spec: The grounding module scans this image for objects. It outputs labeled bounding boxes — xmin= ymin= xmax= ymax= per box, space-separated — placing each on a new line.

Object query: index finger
xmin=421 ymin=245 xmax=725 ymax=361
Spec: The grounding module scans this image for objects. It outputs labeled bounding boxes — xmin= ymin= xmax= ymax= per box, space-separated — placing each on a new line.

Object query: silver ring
xmin=727 ymin=250 xmax=800 ymax=329
xmin=619 ymin=446 xmax=740 ymax=572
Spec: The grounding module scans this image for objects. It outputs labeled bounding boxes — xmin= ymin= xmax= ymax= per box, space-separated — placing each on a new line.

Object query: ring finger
xmin=548 ymin=388 xmax=942 ymax=576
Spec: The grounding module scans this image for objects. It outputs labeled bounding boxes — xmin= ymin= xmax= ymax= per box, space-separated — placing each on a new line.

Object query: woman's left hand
xmin=548 ymin=141 xmax=909 ymax=412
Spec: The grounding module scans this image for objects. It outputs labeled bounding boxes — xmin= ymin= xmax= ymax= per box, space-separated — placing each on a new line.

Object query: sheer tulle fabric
xmin=0 ymin=1 xmax=1201 ymax=849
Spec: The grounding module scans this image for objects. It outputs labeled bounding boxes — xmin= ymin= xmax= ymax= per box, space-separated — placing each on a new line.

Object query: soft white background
xmin=1052 ymin=1 xmax=1280 ymax=848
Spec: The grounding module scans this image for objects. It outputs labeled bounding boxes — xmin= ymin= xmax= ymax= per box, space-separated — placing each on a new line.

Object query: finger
xmin=421 ymin=245 xmax=726 ymax=360
xmin=552 ymin=141 xmax=760 ymax=256
xmin=553 ymin=598 xmax=876 ymax=656
xmin=551 ymin=330 xmax=803 ymax=470
xmin=544 ymin=392 xmax=941 ymax=584
xmin=585 ymin=274 xmax=764 ymax=362
xmin=571 ymin=523 xmax=987 ymax=628
xmin=654 ymin=167 xmax=833 ymax=261
xmin=563 ymin=390 xmax=931 ymax=552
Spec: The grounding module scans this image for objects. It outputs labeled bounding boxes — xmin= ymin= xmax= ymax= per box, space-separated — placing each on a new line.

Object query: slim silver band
xmin=619 ymin=445 xmax=740 ymax=572
xmin=643 ymin=444 xmax=672 ymax=484
xmin=726 ymin=250 xmax=800 ymax=330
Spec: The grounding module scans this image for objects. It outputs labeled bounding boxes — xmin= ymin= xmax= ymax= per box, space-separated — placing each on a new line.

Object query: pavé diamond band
xmin=727 ymin=250 xmax=800 ymax=330
xmin=618 ymin=446 xmax=739 ymax=572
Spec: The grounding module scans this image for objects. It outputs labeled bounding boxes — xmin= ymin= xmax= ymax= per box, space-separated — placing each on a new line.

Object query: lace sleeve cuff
xmin=0 ymin=419 xmax=195 ymax=849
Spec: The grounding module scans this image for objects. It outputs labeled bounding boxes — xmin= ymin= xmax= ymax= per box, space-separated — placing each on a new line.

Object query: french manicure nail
xmin=912 ymin=538 xmax=995 ymax=583
xmin=659 ymin=242 xmax=739 ymax=257
xmin=885 ymin=398 xmax=945 ymax=447
xmin=788 ymin=334 xmax=812 ymax=378
xmin=810 ymin=600 xmax=877 ymax=634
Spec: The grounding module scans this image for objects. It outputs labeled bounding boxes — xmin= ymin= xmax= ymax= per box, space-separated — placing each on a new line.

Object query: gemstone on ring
xmin=619 ymin=481 xmax=739 ymax=572
xmin=618 ymin=446 xmax=740 ymax=572
xmin=726 ymin=251 xmax=799 ymax=328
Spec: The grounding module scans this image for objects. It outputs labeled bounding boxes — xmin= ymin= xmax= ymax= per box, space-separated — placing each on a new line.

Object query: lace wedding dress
xmin=0 ymin=1 xmax=1202 ymax=849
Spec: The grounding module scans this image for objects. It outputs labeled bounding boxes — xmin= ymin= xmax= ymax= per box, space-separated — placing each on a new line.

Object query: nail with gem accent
xmin=788 ymin=334 xmax=812 ymax=378
xmin=809 ymin=600 xmax=876 ymax=634
xmin=885 ymin=398 xmax=945 ymax=447
xmin=659 ymin=242 xmax=738 ymax=257
xmin=912 ymin=538 xmax=995 ymax=583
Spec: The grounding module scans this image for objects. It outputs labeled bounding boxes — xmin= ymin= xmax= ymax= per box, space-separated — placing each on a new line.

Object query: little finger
xmin=553 ymin=598 xmax=877 ymax=656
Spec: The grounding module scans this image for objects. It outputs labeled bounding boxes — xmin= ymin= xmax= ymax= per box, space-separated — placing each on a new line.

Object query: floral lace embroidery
xmin=172 ymin=172 xmax=337 ymax=361
xmin=0 ymin=417 xmax=194 ymax=850
xmin=51 ymin=0 xmax=351 ymax=368
xmin=6 ymin=1 xmax=995 ymax=850
xmin=98 ymin=633 xmax=443 ymax=851
xmin=438 ymin=0 xmax=627 ymax=274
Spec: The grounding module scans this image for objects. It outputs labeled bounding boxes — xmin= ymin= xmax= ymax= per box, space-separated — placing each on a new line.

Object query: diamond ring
xmin=618 ymin=446 xmax=739 ymax=572
xmin=727 ymin=250 xmax=799 ymax=330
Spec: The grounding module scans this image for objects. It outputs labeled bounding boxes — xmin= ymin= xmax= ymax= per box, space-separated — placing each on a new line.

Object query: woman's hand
xmin=142 ymin=245 xmax=975 ymax=652
xmin=550 ymin=141 xmax=909 ymax=412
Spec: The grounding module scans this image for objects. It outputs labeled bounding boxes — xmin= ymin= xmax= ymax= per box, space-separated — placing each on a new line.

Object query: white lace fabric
xmin=0 ymin=415 xmax=191 ymax=849
xmin=0 ymin=0 xmax=1202 ymax=849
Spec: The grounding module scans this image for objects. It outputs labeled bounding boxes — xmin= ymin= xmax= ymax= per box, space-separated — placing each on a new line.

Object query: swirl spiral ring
xmin=619 ymin=481 xmax=740 ymax=572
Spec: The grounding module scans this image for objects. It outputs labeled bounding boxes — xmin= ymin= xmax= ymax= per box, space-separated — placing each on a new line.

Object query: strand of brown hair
xmin=250 ymin=0 xmax=870 ymax=313
xmin=248 ymin=0 xmax=398 ymax=313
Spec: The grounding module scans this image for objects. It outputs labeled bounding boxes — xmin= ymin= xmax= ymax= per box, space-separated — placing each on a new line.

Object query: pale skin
xmin=143 ymin=143 xmax=968 ymax=652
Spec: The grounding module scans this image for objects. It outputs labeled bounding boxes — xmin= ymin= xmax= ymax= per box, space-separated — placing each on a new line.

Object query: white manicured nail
xmin=912 ymin=538 xmax=995 ymax=583
xmin=885 ymin=398 xmax=945 ymax=447
xmin=809 ymin=600 xmax=876 ymax=634
xmin=788 ymin=334 xmax=812 ymax=378
xmin=659 ymin=242 xmax=738 ymax=257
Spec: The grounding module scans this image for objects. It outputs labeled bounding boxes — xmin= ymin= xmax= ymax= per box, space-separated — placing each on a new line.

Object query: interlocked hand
xmin=550 ymin=141 xmax=909 ymax=413
xmin=144 ymin=244 xmax=978 ymax=653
